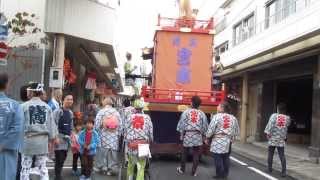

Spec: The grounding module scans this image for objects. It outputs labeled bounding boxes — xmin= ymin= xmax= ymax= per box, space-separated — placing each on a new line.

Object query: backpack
xmin=102 ymin=115 xmax=119 ymax=130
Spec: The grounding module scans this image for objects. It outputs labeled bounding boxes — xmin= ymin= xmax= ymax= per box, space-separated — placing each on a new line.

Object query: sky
xmin=113 ymin=0 xmax=225 ymax=78
xmin=115 ymin=0 xmax=224 ymax=53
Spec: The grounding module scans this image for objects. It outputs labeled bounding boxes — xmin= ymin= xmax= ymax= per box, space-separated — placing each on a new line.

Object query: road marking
xmin=248 ymin=167 xmax=279 ymax=180
xmin=47 ymin=166 xmax=73 ymax=170
xmin=230 ymin=156 xmax=248 ymax=166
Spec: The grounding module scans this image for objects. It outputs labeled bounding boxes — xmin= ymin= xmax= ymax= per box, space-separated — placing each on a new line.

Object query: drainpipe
xmin=41 ymin=44 xmax=46 ymax=84
xmin=240 ymin=73 xmax=248 ymax=143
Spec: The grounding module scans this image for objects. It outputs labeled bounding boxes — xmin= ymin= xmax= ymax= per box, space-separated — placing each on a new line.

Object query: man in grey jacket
xmin=0 ymin=73 xmax=24 ymax=180
xmin=53 ymin=94 xmax=74 ymax=180
xmin=20 ymin=82 xmax=58 ymax=180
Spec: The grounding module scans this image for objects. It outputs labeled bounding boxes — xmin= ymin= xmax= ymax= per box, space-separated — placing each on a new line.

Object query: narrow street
xmin=43 ymin=153 xmax=296 ymax=180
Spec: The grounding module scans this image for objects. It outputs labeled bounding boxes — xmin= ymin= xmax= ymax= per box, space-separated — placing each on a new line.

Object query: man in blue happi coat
xmin=0 ymin=73 xmax=24 ymax=180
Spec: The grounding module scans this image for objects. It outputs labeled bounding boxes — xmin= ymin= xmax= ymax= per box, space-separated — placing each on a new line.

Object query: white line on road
xmin=248 ymin=167 xmax=279 ymax=180
xmin=47 ymin=166 xmax=73 ymax=170
xmin=230 ymin=156 xmax=248 ymax=166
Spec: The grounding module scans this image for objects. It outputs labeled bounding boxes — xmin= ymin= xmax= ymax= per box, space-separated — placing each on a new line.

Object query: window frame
xmin=233 ymin=12 xmax=255 ymax=46
xmin=215 ymin=41 xmax=229 ymax=56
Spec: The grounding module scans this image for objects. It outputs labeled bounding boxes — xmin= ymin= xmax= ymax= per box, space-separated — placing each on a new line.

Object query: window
xmin=215 ymin=41 xmax=229 ymax=56
xmin=242 ymin=15 xmax=255 ymax=41
xmin=265 ymin=0 xmax=296 ymax=28
xmin=233 ymin=13 xmax=255 ymax=46
xmin=234 ymin=23 xmax=242 ymax=45
xmin=89 ymin=0 xmax=118 ymax=8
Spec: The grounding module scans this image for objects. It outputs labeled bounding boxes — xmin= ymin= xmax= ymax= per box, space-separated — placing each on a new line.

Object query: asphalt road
xmin=31 ymin=152 xmax=297 ymax=180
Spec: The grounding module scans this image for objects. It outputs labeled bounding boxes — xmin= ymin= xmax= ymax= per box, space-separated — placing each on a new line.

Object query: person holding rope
xmin=205 ymin=102 xmax=239 ymax=179
xmin=176 ymin=96 xmax=208 ymax=177
xmin=125 ymin=99 xmax=153 ymax=180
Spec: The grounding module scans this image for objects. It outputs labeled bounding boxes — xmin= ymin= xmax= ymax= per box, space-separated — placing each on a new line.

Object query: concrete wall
xmin=214 ymin=0 xmax=320 ymax=67
xmin=0 ymin=48 xmax=52 ymax=101
xmin=2 ymin=0 xmax=46 ymax=48
xmin=45 ymin=0 xmax=117 ymax=45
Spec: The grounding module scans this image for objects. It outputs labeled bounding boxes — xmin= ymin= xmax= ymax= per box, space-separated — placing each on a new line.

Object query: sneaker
xmin=72 ymin=170 xmax=81 ymax=176
xmin=79 ymin=175 xmax=86 ymax=180
xmin=93 ymin=167 xmax=101 ymax=173
xmin=106 ymin=171 xmax=113 ymax=176
xmin=192 ymin=172 xmax=198 ymax=177
xmin=176 ymin=167 xmax=184 ymax=174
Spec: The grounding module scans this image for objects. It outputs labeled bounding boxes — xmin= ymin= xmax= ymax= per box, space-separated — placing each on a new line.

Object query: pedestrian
xmin=48 ymin=88 xmax=62 ymax=111
xmin=119 ymin=98 xmax=135 ymax=125
xmin=71 ymin=121 xmax=83 ymax=176
xmin=94 ymin=97 xmax=122 ymax=175
xmin=53 ymin=94 xmax=74 ymax=180
xmin=264 ymin=103 xmax=291 ymax=177
xmin=78 ymin=119 xmax=100 ymax=180
xmin=119 ymin=98 xmax=136 ymax=166
xmin=125 ymin=99 xmax=153 ymax=180
xmin=176 ymin=96 xmax=208 ymax=177
xmin=20 ymin=82 xmax=58 ymax=180
xmin=205 ymin=102 xmax=240 ymax=179
xmin=84 ymin=102 xmax=99 ymax=123
xmin=40 ymin=90 xmax=48 ymax=103
xmin=0 ymin=73 xmax=24 ymax=180
xmin=16 ymin=83 xmax=32 ymax=180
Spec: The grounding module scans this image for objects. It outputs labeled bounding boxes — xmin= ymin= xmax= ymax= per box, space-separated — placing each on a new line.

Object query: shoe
xmin=192 ymin=172 xmax=198 ymax=177
xmin=176 ymin=167 xmax=184 ymax=174
xmin=93 ymin=167 xmax=101 ymax=173
xmin=72 ymin=170 xmax=81 ymax=176
xmin=281 ymin=172 xmax=286 ymax=178
xmin=106 ymin=171 xmax=113 ymax=176
xmin=79 ymin=175 xmax=86 ymax=180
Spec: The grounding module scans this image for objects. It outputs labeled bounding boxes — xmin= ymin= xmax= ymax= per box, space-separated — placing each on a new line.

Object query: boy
xmin=78 ymin=119 xmax=100 ymax=180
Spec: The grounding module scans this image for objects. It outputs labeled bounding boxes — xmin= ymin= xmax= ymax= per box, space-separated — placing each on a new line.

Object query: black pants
xmin=55 ymin=150 xmax=68 ymax=179
xmin=268 ymin=146 xmax=286 ymax=174
xmin=213 ymin=153 xmax=230 ymax=178
xmin=81 ymin=154 xmax=94 ymax=178
xmin=180 ymin=146 xmax=201 ymax=175
xmin=16 ymin=153 xmax=22 ymax=180
xmin=72 ymin=152 xmax=81 ymax=172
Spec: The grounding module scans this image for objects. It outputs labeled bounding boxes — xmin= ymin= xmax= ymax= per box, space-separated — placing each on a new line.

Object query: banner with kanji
xmin=153 ymin=31 xmax=213 ymax=92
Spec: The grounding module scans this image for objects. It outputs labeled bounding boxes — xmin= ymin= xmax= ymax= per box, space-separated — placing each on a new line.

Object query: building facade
xmin=214 ymin=0 xmax=320 ymax=160
xmin=0 ymin=0 xmax=123 ymax=111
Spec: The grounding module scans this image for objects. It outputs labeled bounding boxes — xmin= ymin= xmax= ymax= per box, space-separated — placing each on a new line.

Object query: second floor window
xmin=215 ymin=41 xmax=229 ymax=56
xmin=265 ymin=0 xmax=297 ymax=28
xmin=233 ymin=13 xmax=255 ymax=46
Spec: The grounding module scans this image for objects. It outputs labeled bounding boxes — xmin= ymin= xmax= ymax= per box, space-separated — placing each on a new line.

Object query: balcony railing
xmin=157 ymin=15 xmax=214 ymax=33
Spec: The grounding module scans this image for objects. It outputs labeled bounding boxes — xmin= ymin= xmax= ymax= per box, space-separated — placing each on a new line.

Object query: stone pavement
xmin=233 ymin=141 xmax=320 ymax=180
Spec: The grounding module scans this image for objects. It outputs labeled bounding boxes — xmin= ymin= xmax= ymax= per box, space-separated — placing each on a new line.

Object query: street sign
xmin=0 ymin=42 xmax=8 ymax=66
xmin=0 ymin=25 xmax=8 ymax=41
